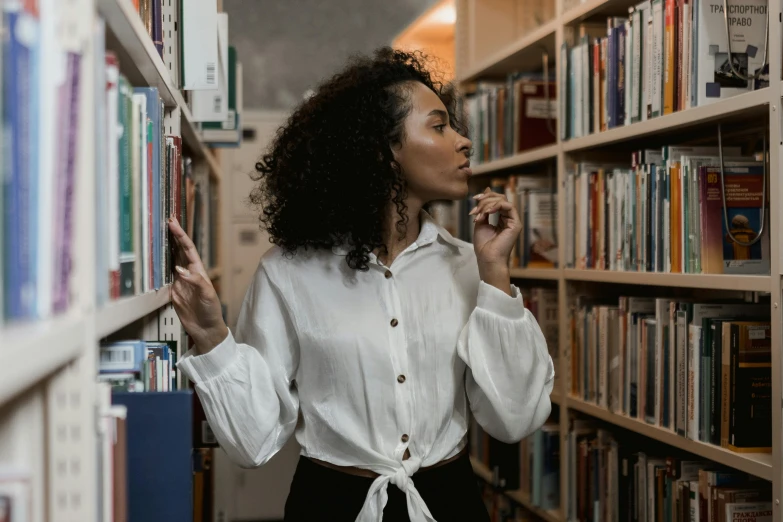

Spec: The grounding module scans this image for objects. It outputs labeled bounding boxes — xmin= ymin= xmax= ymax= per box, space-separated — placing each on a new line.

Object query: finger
xmin=472 ymin=187 xmax=494 ymax=201
xmin=484 ymin=200 xmax=514 ymax=215
xmin=470 ymin=194 xmax=508 ymax=217
xmin=168 ymin=218 xmax=206 ymax=269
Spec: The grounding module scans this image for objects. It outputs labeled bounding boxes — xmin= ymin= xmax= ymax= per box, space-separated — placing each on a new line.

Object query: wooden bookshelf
xmin=509 ymin=267 xmax=561 ymax=281
xmin=95 ymin=286 xmax=173 ymax=340
xmin=472 ymin=144 xmax=559 ymax=175
xmin=0 ymin=0 xmax=232 ymax=518
xmin=563 ymin=269 xmax=771 ymax=292
xmin=470 ymin=457 xmax=564 ymax=522
xmin=562 ymin=89 xmax=769 ymax=152
xmin=97 ymin=0 xmax=227 ymax=176
xmin=566 ymin=397 xmax=774 ymax=481
xmin=0 ymin=314 xmax=87 ymax=406
xmin=456 ymin=0 xmax=783 ymax=518
xmin=459 ymin=19 xmax=558 ymax=83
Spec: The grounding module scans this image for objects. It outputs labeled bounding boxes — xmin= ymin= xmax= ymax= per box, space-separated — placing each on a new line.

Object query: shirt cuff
xmin=176 ymin=328 xmax=239 ymax=384
xmin=476 ymin=280 xmax=526 ymax=320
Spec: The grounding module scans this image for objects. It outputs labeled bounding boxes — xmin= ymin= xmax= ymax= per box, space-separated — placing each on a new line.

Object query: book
xmin=694 ymin=0 xmax=768 ymax=106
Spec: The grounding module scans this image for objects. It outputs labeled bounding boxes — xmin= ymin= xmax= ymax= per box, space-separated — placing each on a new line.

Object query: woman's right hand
xmin=168 ymin=217 xmax=229 ymax=354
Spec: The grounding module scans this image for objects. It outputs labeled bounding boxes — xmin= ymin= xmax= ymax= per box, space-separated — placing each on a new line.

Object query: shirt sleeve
xmin=176 ymin=261 xmax=300 ymax=468
xmin=456 ymin=280 xmax=555 ymax=443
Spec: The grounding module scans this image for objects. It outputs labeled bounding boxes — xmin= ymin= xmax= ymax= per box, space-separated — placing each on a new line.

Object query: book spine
xmin=54 ymin=54 xmax=81 ymax=312
xmin=663 ymin=0 xmax=676 ymax=114
xmin=617 ymin=24 xmax=626 ymax=126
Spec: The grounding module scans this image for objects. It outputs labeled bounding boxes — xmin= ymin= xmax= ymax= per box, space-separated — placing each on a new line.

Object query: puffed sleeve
xmin=177 ymin=261 xmax=300 ymax=467
xmin=457 ymin=281 xmax=554 ymax=443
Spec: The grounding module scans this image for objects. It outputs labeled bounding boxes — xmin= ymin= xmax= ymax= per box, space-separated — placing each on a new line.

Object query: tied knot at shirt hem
xmin=356 ymin=457 xmax=436 ymax=522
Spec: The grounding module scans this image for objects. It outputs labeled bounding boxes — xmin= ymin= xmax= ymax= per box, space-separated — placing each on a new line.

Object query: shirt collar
xmin=331 ymin=209 xmax=466 ymax=256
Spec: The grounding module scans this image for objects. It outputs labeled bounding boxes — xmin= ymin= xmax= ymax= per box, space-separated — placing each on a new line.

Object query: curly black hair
xmin=250 ymin=47 xmax=466 ymax=271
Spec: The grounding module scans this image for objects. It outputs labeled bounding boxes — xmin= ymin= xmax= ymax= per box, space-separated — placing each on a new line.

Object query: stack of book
xmin=564 ymin=147 xmax=769 ymax=275
xmin=560 ymin=1 xmax=769 ymax=140
xmin=569 ymin=295 xmax=771 ymax=453
xmin=463 ymin=75 xmax=557 ymax=164
xmin=566 ymin=422 xmax=772 ymax=522
xmin=1 ymin=1 xmax=84 ymax=323
xmin=96 ymin=52 xmax=186 ymax=305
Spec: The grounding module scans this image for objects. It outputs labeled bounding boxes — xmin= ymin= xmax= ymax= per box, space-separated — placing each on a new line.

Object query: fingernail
xmin=473 ymin=194 xmax=483 ymax=200
xmin=175 ymin=266 xmax=190 ymax=276
xmin=469 ymin=207 xmax=477 ymax=215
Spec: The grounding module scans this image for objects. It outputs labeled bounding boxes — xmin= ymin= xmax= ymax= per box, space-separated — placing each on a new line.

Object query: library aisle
xmin=3 ymin=0 xmax=783 ymax=521
xmin=451 ymin=0 xmax=783 ymax=521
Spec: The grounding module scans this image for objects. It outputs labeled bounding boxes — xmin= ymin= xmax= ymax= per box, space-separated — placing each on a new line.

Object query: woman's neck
xmin=376 ymin=199 xmax=423 ymax=267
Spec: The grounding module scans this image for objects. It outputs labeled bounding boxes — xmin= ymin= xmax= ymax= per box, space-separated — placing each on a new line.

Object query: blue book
xmin=132 ymin=87 xmax=162 ymax=289
xmin=112 ymin=391 xmax=194 ymax=522
xmin=3 ymin=5 xmax=37 ymax=318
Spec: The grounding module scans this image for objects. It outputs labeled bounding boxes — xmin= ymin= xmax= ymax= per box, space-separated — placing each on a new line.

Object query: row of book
xmin=463 ymin=76 xmax=557 ymax=165
xmin=521 ymin=287 xmax=560 ymax=391
xmin=567 ymin=421 xmax=772 ymax=522
xmin=96 ymin=384 xmax=215 ymax=522
xmin=96 ymin=49 xmax=220 ymax=305
xmin=561 ymin=1 xmax=768 ymax=140
xmin=99 ymin=339 xmax=179 ymax=392
xmin=471 ymin=419 xmax=561 ymax=513
xmin=436 ymin=175 xmax=559 ymax=270
xmin=1 ymin=2 xmax=84 ymax=322
xmin=569 ymin=295 xmax=771 ymax=453
xmin=97 ymin=51 xmax=186 ymax=304
xmin=564 ymin=146 xmax=769 ymax=275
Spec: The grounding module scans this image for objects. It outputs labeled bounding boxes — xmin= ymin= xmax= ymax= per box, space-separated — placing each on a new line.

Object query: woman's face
xmin=392 ymin=82 xmax=473 ymax=203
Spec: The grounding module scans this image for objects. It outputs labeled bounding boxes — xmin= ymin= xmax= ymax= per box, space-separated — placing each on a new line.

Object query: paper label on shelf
xmin=222 ymin=109 xmax=236 ymax=130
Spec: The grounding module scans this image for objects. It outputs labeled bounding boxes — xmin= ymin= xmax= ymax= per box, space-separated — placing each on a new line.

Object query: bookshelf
xmin=455 ymin=0 xmax=783 ymax=519
xmin=0 ymin=0 xmax=235 ymax=520
xmin=470 ymin=457 xmax=564 ymax=522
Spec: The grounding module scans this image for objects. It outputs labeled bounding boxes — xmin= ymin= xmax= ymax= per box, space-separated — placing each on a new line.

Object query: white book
xmin=598 ymin=307 xmax=609 ymax=407
xmin=654 ymin=299 xmax=669 ymax=427
xmin=631 ymin=5 xmax=644 ymax=122
xmin=132 ymin=93 xmax=149 ymax=293
xmin=106 ymin=60 xmax=120 ymax=297
xmin=695 ymin=0 xmax=768 ymax=106
xmin=725 ymin=502 xmax=773 ymax=522
xmin=650 ymin=0 xmax=664 ymax=117
xmin=689 ymin=481 xmax=700 ymax=522
xmin=190 ymin=12 xmax=229 ymax=121
xmin=687 ymin=324 xmax=701 ymax=440
xmin=642 ymin=1 xmax=654 ymax=120
xmin=581 ymin=39 xmax=591 ymax=136
xmin=572 ymin=45 xmax=583 ymax=138
xmin=35 ymin=0 xmax=63 ymax=318
xmin=682 ymin=1 xmax=692 ymax=109
xmin=131 ymin=97 xmax=143 ymax=296
xmin=181 ymin=0 xmax=219 ymax=90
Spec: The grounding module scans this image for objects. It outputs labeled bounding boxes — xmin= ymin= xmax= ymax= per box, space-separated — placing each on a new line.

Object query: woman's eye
xmin=434 ymin=124 xmax=447 ymax=132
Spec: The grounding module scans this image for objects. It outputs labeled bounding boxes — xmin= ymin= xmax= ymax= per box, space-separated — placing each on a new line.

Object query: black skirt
xmin=283 ymin=451 xmax=491 ymax=522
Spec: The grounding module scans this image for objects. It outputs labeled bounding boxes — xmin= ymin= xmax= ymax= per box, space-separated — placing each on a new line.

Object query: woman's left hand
xmin=469 ymin=188 xmax=522 ymax=293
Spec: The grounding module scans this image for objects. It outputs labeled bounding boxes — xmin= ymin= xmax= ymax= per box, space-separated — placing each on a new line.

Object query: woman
xmin=168 ymin=48 xmax=554 ymax=522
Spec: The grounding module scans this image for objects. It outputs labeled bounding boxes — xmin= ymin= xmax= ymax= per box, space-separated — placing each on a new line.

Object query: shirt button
xmin=384 ymin=270 xmax=392 ymax=279
xmin=401 ymin=434 xmax=409 ymax=443
xmin=390 ymin=318 xmax=399 ymax=327
xmin=397 ymin=374 xmax=406 ymax=383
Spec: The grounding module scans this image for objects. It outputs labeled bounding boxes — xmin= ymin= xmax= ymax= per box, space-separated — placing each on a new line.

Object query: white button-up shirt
xmin=177 ymin=212 xmax=555 ymax=522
